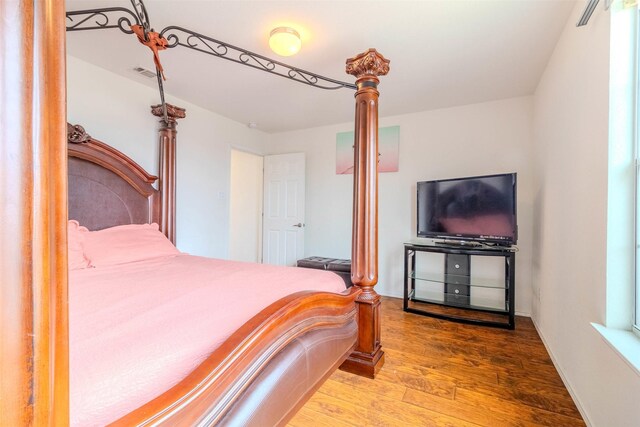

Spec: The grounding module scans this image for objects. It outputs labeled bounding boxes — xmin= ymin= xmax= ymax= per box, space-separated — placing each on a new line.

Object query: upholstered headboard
xmin=67 ymin=123 xmax=160 ymax=230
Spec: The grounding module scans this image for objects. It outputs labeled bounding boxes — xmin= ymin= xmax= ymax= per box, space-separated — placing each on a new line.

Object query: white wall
xmin=266 ymin=96 xmax=535 ymax=315
xmin=67 ymin=55 xmax=267 ymax=258
xmin=532 ymin=3 xmax=640 ymax=426
xmin=229 ymin=149 xmax=264 ymax=262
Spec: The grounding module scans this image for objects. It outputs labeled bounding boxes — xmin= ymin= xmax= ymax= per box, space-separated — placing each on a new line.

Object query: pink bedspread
xmin=69 ymin=254 xmax=346 ymax=426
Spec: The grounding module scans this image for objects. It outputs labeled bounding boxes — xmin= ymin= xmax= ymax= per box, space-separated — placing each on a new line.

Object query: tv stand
xmin=404 ymin=242 xmax=515 ymax=329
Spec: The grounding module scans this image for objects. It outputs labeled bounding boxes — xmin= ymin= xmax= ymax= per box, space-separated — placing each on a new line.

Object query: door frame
xmin=228 ymin=145 xmax=265 ymax=263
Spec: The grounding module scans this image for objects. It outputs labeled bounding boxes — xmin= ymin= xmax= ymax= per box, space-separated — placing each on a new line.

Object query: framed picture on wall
xmin=336 ymin=125 xmax=400 ymax=174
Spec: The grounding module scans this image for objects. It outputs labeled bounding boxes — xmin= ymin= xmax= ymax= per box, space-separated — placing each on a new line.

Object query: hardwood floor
xmin=288 ymin=297 xmax=585 ymax=427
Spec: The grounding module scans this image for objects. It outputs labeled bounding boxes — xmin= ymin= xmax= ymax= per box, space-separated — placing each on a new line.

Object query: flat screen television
xmin=417 ymin=173 xmax=517 ymax=245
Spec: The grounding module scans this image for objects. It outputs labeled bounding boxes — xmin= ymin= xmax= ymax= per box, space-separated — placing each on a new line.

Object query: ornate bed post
xmin=340 ymin=49 xmax=390 ymax=378
xmin=0 ymin=0 xmax=69 ymax=425
xmin=151 ymin=103 xmax=186 ymax=244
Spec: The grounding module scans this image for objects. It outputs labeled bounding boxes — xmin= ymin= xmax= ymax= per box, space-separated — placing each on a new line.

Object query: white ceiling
xmin=65 ymin=0 xmax=577 ymax=133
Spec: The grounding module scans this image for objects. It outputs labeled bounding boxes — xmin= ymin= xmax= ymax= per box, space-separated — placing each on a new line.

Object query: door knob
xmin=293 ymin=223 xmax=304 ymax=228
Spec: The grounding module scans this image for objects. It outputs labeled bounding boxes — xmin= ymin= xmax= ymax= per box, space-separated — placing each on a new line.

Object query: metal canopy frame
xmin=66 ymin=0 xmax=356 ymax=119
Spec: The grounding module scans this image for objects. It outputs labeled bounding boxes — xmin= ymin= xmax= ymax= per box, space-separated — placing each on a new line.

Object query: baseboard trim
xmin=530 ymin=317 xmax=593 ymax=427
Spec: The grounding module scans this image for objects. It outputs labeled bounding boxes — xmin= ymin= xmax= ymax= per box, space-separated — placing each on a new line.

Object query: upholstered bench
xmin=297 ymin=257 xmax=352 ymax=288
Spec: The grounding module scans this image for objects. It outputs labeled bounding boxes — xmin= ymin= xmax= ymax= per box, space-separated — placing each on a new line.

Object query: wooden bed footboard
xmin=111 ymin=287 xmax=360 ymax=426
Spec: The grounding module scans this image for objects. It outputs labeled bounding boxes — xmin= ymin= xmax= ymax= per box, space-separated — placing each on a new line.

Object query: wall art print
xmin=336 ymin=125 xmax=399 ymax=174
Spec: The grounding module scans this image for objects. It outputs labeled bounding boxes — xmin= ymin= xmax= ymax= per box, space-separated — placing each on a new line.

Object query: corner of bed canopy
xmin=65 ymin=0 xmax=357 ymax=98
xmin=340 ymin=48 xmax=390 ymax=379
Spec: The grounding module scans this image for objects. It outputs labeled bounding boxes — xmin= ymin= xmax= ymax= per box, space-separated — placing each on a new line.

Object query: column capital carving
xmin=150 ymin=103 xmax=186 ymax=122
xmin=345 ymin=49 xmax=390 ymax=80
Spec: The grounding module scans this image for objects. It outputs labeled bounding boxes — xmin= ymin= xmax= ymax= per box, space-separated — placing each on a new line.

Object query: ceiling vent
xmin=133 ymin=66 xmax=156 ymax=78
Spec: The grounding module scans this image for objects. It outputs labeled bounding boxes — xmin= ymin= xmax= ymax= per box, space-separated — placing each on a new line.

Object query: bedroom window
xmin=636 ymin=137 xmax=640 ymax=336
xmin=635 ymin=4 xmax=640 ymax=337
xmin=595 ymin=0 xmax=640 ymax=373
xmin=636 ymin=59 xmax=640 ymax=335
xmin=608 ymin=0 xmax=639 ymax=335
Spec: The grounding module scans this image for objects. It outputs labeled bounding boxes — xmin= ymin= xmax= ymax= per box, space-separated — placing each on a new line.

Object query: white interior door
xmin=262 ymin=153 xmax=305 ymax=266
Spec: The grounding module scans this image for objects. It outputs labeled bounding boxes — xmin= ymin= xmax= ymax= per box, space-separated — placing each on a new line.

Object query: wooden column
xmin=151 ymin=104 xmax=186 ymax=244
xmin=340 ymin=49 xmax=390 ymax=378
xmin=0 ymin=0 xmax=69 ymax=425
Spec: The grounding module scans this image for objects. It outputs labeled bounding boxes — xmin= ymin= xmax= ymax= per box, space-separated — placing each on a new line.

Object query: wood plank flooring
xmin=288 ymin=297 xmax=585 ymax=427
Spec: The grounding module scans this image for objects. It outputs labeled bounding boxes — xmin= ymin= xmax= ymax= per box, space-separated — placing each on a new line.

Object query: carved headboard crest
xmin=67 ymin=123 xmax=91 ymax=144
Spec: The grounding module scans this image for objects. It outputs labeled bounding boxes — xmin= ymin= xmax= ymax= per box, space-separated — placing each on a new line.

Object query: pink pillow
xmin=83 ymin=223 xmax=179 ymax=267
xmin=68 ymin=220 xmax=91 ymax=270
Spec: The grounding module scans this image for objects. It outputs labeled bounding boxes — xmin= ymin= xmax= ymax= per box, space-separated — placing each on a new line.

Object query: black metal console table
xmin=404 ymin=242 xmax=516 ymax=329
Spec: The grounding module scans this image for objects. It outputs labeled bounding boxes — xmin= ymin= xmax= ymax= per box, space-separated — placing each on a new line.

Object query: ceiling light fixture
xmin=269 ymin=27 xmax=301 ymax=57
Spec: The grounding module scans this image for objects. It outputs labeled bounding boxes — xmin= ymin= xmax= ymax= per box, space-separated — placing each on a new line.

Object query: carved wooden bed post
xmin=340 ymin=49 xmax=390 ymax=378
xmin=151 ymin=103 xmax=186 ymax=244
xmin=0 ymin=0 xmax=69 ymax=424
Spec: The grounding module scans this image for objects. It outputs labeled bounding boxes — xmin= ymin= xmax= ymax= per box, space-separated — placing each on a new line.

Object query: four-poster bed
xmin=66 ymin=123 xmax=360 ymax=426
xmin=0 ymin=1 xmax=390 ymax=425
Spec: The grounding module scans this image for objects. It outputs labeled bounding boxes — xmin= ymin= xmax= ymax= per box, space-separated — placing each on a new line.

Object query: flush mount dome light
xmin=269 ymin=27 xmax=301 ymax=56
